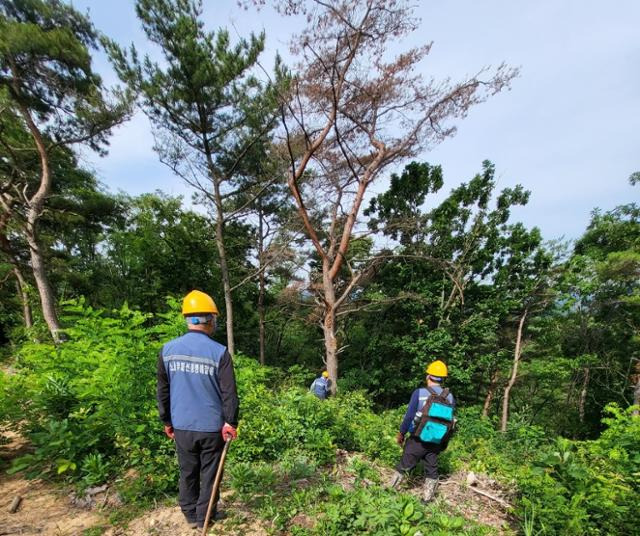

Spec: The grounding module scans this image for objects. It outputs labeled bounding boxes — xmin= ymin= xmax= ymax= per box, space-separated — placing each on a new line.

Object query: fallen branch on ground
xmin=439 ymin=478 xmax=512 ymax=509
xmin=8 ymin=495 xmax=22 ymax=513
xmin=467 ymin=486 xmax=512 ymax=509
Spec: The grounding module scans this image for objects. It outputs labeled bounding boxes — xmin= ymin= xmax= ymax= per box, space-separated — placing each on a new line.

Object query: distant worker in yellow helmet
xmin=389 ymin=360 xmax=456 ymax=502
xmin=157 ymin=290 xmax=239 ymax=530
xmin=310 ymin=370 xmax=331 ymax=400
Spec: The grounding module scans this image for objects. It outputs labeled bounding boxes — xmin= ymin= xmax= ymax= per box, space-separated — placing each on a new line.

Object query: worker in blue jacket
xmin=157 ymin=290 xmax=239 ymax=530
xmin=310 ymin=370 xmax=331 ymax=399
xmin=389 ymin=360 xmax=455 ymax=502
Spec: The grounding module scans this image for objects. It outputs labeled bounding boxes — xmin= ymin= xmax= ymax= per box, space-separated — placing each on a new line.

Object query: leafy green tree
xmin=249 ymin=171 xmax=301 ymax=365
xmin=491 ymin=224 xmax=555 ymax=432
xmin=558 ymin=202 xmax=640 ymax=425
xmin=0 ymin=101 xmax=39 ymax=332
xmin=40 ymin=166 xmax=123 ymax=306
xmin=0 ymin=257 xmax=29 ymax=345
xmin=108 ymin=0 xmax=280 ymax=355
xmin=0 ymin=0 xmax=128 ymax=341
xmin=365 ymin=161 xmax=444 ymax=247
xmin=360 ymin=161 xmax=535 ymax=408
xmin=103 ymin=193 xmax=221 ymax=312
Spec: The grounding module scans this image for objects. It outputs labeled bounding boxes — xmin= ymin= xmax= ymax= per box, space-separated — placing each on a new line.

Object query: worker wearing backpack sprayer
xmin=157 ymin=290 xmax=239 ymax=530
xmin=389 ymin=360 xmax=455 ymax=502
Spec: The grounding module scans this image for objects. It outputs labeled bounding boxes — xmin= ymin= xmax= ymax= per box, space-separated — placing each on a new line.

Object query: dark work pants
xmin=174 ymin=429 xmax=225 ymax=523
xmin=396 ymin=436 xmax=443 ymax=479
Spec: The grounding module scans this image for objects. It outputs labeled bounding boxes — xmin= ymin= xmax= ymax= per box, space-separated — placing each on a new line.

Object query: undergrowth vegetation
xmin=1 ymin=302 xmax=638 ymax=535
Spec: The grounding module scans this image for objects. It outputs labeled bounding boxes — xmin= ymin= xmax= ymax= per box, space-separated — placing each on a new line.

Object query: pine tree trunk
xmin=201 ymin=126 xmax=235 ymax=356
xmin=13 ymin=266 xmax=33 ymax=329
xmin=322 ymin=311 xmax=338 ymax=396
xmin=579 ymin=367 xmax=590 ymax=422
xmin=257 ymin=205 xmax=266 ymax=365
xmin=214 ymin=216 xmax=235 ymax=356
xmin=258 ymin=279 xmax=266 ymax=365
xmin=322 ymin=269 xmax=338 ymax=395
xmin=501 ymin=310 xmax=527 ymax=432
xmin=24 ymin=225 xmax=61 ymax=341
xmin=14 ymin=95 xmax=61 ymax=342
xmin=482 ymin=370 xmax=499 ymax=418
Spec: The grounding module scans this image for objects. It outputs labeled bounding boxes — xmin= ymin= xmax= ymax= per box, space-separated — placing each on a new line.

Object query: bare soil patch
xmin=0 ymin=431 xmax=103 ymax=536
xmin=102 ymin=503 xmax=269 ymax=536
xmin=0 ymin=430 xmax=269 ymax=535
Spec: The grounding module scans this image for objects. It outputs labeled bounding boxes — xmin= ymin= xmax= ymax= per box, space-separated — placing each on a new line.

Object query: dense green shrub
xmin=227 ymin=458 xmax=494 ymax=536
xmin=1 ymin=301 xmax=638 ymax=536
xmin=0 ymin=301 xmax=403 ymax=491
xmin=2 ymin=300 xmax=179 ymax=491
xmin=444 ymin=405 xmax=640 ymax=535
xmin=304 ymin=484 xmax=488 ymax=536
xmin=231 ymin=382 xmax=402 ymax=467
xmin=517 ymin=405 xmax=640 ymax=535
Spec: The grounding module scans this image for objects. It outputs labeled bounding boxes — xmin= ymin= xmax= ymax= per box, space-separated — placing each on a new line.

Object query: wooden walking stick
xmin=201 ymin=439 xmax=231 ymax=535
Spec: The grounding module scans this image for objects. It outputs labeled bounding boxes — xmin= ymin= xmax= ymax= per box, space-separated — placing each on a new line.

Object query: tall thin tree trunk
xmin=257 ymin=203 xmax=266 ymax=365
xmin=274 ymin=318 xmax=288 ymax=359
xmin=213 ymin=215 xmax=234 ymax=356
xmin=322 ymin=267 xmax=338 ymax=395
xmin=482 ymin=369 xmax=499 ymax=418
xmin=201 ymin=127 xmax=235 ymax=355
xmin=579 ymin=367 xmax=590 ymax=422
xmin=24 ymin=226 xmax=60 ymax=341
xmin=501 ymin=310 xmax=528 ymax=432
xmin=12 ymin=266 xmax=33 ymax=329
xmin=258 ymin=275 xmax=266 ymax=365
xmin=632 ymin=361 xmax=640 ymax=417
xmin=322 ymin=311 xmax=338 ymax=395
xmin=0 ymin=228 xmax=32 ymax=330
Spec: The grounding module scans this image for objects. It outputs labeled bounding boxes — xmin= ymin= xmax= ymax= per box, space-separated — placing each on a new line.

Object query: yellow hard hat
xmin=182 ymin=290 xmax=219 ymax=315
xmin=322 ymin=371 xmax=329 ymax=378
xmin=426 ymin=360 xmax=448 ymax=378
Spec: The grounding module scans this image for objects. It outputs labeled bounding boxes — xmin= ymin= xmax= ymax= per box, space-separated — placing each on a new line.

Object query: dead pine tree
xmin=255 ymin=0 xmax=518 ymax=393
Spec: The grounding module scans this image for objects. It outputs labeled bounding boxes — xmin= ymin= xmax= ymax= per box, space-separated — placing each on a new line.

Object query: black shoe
xmin=184 ymin=513 xmax=198 ymax=529
xmin=196 ymin=511 xmax=224 ymax=529
xmin=196 ymin=518 xmax=212 ymax=530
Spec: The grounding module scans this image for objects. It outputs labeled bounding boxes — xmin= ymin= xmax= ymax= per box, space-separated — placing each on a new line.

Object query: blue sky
xmin=72 ymin=0 xmax=639 ymax=241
